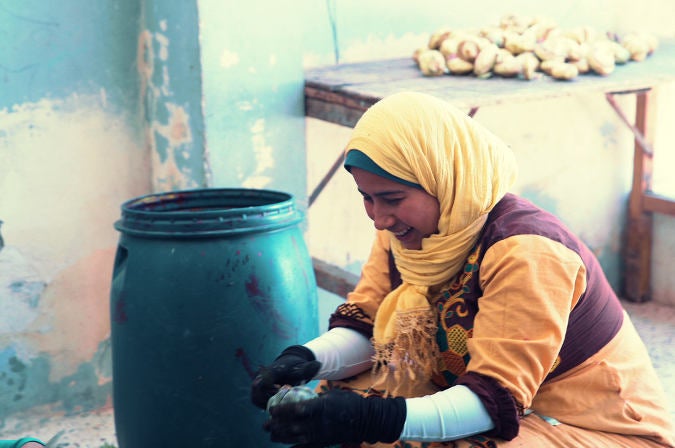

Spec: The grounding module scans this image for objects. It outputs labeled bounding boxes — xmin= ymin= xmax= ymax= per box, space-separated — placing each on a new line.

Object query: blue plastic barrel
xmin=110 ymin=188 xmax=319 ymax=447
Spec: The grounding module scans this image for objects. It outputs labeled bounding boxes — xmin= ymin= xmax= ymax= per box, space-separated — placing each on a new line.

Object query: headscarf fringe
xmin=371 ymin=306 xmax=440 ymax=397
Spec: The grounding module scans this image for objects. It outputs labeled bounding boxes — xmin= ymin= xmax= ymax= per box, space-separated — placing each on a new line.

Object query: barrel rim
xmin=114 ymin=187 xmax=303 ymax=237
xmin=121 ymin=187 xmax=294 ymax=213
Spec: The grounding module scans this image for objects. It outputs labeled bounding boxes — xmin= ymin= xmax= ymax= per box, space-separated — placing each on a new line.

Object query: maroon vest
xmin=392 ymin=193 xmax=625 ymax=386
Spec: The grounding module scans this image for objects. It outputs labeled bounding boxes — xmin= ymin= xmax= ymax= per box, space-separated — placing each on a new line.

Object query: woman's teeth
xmin=393 ymin=227 xmax=412 ymax=237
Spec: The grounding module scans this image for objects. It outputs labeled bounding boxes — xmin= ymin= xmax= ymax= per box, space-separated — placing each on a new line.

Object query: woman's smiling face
xmin=350 ymin=167 xmax=440 ymax=250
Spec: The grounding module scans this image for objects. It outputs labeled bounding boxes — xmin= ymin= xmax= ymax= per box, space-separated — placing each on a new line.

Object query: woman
xmin=251 ymin=91 xmax=674 ymax=447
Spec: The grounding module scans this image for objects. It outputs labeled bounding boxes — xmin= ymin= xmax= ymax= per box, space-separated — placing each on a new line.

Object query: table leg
xmin=607 ymin=91 xmax=655 ymax=302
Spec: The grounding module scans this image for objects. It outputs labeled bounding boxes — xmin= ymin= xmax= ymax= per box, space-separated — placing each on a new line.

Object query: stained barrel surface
xmin=110 ymin=188 xmax=319 ymax=447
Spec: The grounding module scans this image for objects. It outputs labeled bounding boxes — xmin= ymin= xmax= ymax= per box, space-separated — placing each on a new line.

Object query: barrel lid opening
xmin=114 ymin=188 xmax=303 ymax=237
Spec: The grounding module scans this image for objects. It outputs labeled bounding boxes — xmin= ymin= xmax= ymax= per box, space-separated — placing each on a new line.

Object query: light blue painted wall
xmin=0 ymin=0 xmax=142 ymax=128
xmin=0 ymin=0 xmax=146 ymax=418
xmin=199 ymin=0 xmax=312 ymax=205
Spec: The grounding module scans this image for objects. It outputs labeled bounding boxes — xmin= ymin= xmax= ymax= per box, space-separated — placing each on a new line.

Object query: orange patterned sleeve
xmin=467 ymin=233 xmax=587 ymax=409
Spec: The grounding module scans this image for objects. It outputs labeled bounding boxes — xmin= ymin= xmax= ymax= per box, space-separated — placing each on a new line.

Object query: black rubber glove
xmin=251 ymin=345 xmax=322 ymax=409
xmin=265 ymin=388 xmax=407 ymax=446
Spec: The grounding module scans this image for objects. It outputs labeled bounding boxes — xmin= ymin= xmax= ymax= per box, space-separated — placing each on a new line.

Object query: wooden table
xmin=305 ymin=40 xmax=675 ymax=302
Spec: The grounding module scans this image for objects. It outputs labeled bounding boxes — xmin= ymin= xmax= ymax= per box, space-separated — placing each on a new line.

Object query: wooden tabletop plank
xmin=305 ymin=40 xmax=675 ymax=127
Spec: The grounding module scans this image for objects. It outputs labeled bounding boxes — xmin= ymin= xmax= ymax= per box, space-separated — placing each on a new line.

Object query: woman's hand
xmin=250 ymin=345 xmax=321 ymax=409
xmin=265 ymin=389 xmax=406 ymax=446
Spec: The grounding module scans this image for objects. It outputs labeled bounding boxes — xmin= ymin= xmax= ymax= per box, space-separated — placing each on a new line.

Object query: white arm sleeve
xmin=400 ymin=385 xmax=495 ymax=441
xmin=303 ymin=327 xmax=374 ymax=380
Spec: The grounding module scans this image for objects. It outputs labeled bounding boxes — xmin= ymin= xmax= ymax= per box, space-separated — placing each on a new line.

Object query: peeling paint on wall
xmin=137 ymin=8 xmax=208 ymax=193
xmin=26 ymin=249 xmax=115 ymax=382
xmin=0 ymin=341 xmax=112 ymax=417
xmin=0 ymin=2 xmax=141 ymax=113
xmin=0 ymin=243 xmax=116 ymax=417
xmin=0 ymin=244 xmax=115 ymax=416
xmin=137 ymin=29 xmax=154 ymax=96
xmin=241 ymin=118 xmax=275 ymax=189
xmin=199 ymin=0 xmax=308 ymax=201
xmin=0 ymin=90 xmax=147 ymax=417
xmin=0 ymin=248 xmax=45 ymax=335
xmin=220 ymin=49 xmax=240 ymax=68
xmin=0 ymin=94 xmax=149 ymax=277
xmin=148 ymin=102 xmax=197 ymax=192
xmin=138 ymin=26 xmax=197 ymax=192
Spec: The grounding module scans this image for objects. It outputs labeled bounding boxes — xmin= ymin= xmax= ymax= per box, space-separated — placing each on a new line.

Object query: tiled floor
xmin=0 ymin=299 xmax=673 ymax=447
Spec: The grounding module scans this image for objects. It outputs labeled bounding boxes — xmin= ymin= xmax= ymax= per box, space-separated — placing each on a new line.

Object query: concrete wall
xmin=199 ymin=0 xmax=310 ymax=201
xmin=0 ymin=0 xmax=148 ymax=418
xmin=1 ymin=0 xmax=674 ymax=421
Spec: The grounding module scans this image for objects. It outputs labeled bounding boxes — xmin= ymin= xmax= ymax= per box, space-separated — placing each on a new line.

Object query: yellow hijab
xmin=344 ymin=91 xmax=518 ymax=395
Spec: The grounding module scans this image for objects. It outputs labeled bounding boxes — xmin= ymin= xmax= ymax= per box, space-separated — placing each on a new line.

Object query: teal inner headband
xmin=344 ymin=150 xmax=422 ymax=189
